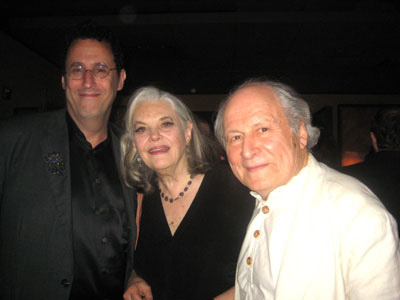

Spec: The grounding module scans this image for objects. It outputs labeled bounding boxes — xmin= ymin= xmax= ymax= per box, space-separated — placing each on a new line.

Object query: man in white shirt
xmin=214 ymin=79 xmax=400 ymax=300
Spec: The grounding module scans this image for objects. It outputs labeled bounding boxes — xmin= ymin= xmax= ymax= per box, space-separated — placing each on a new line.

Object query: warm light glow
xmin=341 ymin=151 xmax=364 ymax=167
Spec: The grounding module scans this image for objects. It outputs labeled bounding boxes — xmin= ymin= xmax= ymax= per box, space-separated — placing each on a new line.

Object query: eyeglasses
xmin=66 ymin=63 xmax=117 ymax=80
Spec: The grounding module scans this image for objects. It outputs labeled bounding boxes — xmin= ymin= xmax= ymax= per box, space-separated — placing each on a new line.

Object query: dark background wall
xmin=1 ymin=0 xmax=400 ymax=166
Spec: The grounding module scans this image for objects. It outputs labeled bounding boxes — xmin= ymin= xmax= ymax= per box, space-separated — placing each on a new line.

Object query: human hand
xmin=214 ymin=286 xmax=235 ymax=300
xmin=123 ymin=274 xmax=153 ymax=300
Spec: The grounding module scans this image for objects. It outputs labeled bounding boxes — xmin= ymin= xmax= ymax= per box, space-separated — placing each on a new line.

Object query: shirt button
xmin=262 ymin=205 xmax=270 ymax=214
xmin=253 ymin=230 xmax=260 ymax=238
xmin=95 ymin=207 xmax=104 ymax=215
xmin=102 ymin=268 xmax=110 ymax=275
xmin=101 ymin=237 xmax=109 ymax=244
xmin=60 ymin=278 xmax=71 ymax=287
xmin=247 ymin=257 xmax=253 ymax=265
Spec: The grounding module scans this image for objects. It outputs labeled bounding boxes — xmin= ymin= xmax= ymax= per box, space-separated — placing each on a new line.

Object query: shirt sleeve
xmin=341 ymin=201 xmax=400 ymax=300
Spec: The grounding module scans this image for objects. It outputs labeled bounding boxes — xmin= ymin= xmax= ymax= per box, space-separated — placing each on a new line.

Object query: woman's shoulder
xmin=203 ymin=161 xmax=251 ymax=195
xmin=201 ymin=162 xmax=255 ymax=219
xmin=204 ymin=161 xmax=234 ymax=179
xmin=206 ymin=160 xmax=233 ymax=173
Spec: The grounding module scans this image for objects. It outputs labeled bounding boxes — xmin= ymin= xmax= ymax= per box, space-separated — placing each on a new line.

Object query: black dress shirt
xmin=67 ymin=113 xmax=128 ymax=300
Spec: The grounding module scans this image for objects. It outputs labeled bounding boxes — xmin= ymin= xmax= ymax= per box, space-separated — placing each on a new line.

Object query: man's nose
xmin=242 ymin=136 xmax=259 ymax=159
xmin=82 ymin=70 xmax=95 ymax=87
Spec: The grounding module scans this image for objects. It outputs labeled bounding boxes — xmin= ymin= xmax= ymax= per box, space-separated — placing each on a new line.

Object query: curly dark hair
xmin=62 ymin=20 xmax=124 ymax=74
xmin=371 ymin=107 xmax=400 ymax=151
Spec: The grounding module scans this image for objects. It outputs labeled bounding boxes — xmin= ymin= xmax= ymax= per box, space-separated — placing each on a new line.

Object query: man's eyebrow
xmin=225 ymin=129 xmax=242 ymax=135
xmin=257 ymin=117 xmax=281 ymax=127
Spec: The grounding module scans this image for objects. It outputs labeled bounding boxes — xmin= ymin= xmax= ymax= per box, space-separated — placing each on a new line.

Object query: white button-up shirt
xmin=235 ymin=155 xmax=400 ymax=300
xmin=235 ymin=170 xmax=302 ymax=299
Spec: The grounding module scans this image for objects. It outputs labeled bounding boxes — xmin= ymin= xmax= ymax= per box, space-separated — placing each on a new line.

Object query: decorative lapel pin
xmin=44 ymin=152 xmax=65 ymax=176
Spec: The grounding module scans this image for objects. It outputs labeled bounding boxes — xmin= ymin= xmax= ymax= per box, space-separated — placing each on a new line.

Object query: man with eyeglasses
xmin=0 ymin=21 xmax=138 ymax=300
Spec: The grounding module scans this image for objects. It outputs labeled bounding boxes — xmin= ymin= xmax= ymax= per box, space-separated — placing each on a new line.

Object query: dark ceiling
xmin=1 ymin=0 xmax=400 ymax=96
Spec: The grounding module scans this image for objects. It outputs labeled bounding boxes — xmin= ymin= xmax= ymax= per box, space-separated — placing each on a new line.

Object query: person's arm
xmin=123 ymin=272 xmax=153 ymax=300
xmin=343 ymin=206 xmax=400 ymax=299
xmin=214 ymin=286 xmax=235 ymax=300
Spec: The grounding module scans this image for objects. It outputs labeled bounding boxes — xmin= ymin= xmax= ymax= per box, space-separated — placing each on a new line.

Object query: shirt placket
xmin=246 ymin=199 xmax=272 ymax=296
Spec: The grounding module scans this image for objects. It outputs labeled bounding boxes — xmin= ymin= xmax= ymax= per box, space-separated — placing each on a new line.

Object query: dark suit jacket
xmin=0 ymin=109 xmax=137 ymax=300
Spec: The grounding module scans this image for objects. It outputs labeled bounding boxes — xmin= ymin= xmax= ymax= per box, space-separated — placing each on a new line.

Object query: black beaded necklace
xmin=159 ymin=174 xmax=195 ymax=203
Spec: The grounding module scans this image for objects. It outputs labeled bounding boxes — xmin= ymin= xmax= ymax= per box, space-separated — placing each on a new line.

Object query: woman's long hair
xmin=121 ymin=86 xmax=218 ymax=193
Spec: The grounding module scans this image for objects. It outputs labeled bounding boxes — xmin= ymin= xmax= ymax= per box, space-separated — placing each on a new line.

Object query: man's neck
xmin=68 ymin=112 xmax=110 ymax=148
xmin=82 ymin=128 xmax=108 ymax=148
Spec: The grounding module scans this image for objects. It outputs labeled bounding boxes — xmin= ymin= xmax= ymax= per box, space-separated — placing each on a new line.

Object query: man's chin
xmin=245 ymin=180 xmax=272 ymax=197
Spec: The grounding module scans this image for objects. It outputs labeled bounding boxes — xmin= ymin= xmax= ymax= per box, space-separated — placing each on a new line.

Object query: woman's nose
xmin=149 ymin=128 xmax=161 ymax=141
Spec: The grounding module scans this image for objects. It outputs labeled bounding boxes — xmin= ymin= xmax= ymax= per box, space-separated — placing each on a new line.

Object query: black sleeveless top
xmin=134 ymin=163 xmax=254 ymax=300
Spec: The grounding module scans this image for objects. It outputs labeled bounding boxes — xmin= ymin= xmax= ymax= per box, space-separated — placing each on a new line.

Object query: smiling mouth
xmin=80 ymin=92 xmax=100 ymax=97
xmin=246 ymin=163 xmax=268 ymax=172
xmin=79 ymin=89 xmax=102 ymax=97
xmin=148 ymin=145 xmax=169 ymax=154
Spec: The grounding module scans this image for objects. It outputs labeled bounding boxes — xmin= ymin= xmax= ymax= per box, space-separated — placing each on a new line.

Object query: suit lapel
xmin=110 ymin=125 xmax=137 ymax=282
xmin=39 ymin=110 xmax=74 ymax=273
xmin=40 ymin=110 xmax=72 ymax=227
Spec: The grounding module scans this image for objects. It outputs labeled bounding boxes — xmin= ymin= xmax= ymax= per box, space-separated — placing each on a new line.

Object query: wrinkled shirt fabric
xmin=235 ymin=154 xmax=400 ymax=300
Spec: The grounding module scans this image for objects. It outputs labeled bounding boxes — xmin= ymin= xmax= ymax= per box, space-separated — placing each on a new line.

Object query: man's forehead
xmin=66 ymin=39 xmax=113 ymax=61
xmin=225 ymin=85 xmax=283 ymax=119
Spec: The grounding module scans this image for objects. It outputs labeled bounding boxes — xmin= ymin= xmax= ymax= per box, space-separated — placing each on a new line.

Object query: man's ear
xmin=298 ymin=121 xmax=308 ymax=150
xmin=370 ymin=132 xmax=379 ymax=152
xmin=117 ymin=69 xmax=127 ymax=91
xmin=61 ymin=76 xmax=66 ymax=90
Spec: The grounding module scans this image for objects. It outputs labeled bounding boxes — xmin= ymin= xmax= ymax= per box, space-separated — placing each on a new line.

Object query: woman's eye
xmin=161 ymin=121 xmax=174 ymax=127
xmin=260 ymin=127 xmax=268 ymax=132
xmin=134 ymin=127 xmax=146 ymax=133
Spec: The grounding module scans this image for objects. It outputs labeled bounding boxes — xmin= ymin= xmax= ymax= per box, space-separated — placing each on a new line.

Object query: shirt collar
xmin=66 ymin=111 xmax=111 ymax=151
xmin=249 ymin=154 xmax=313 ymax=205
